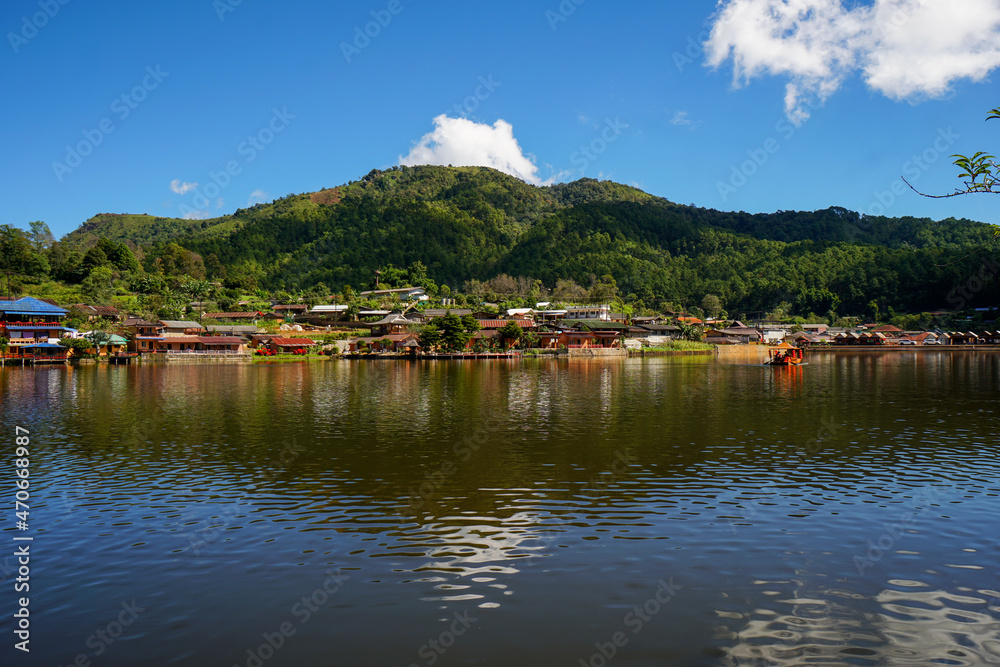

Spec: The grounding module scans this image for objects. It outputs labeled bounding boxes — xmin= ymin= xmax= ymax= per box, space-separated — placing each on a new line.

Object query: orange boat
xmin=765 ymin=341 xmax=804 ymax=365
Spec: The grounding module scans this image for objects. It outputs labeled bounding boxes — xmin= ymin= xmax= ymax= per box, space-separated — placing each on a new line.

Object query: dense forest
xmin=5 ymin=165 xmax=999 ymax=320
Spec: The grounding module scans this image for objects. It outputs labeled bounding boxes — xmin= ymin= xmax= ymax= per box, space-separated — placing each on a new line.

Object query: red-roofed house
xmin=267 ymin=337 xmax=318 ymax=353
xmin=153 ymin=336 xmax=246 ymax=354
xmin=873 ymin=324 xmax=902 ymax=338
xmin=475 ymin=319 xmax=535 ymax=330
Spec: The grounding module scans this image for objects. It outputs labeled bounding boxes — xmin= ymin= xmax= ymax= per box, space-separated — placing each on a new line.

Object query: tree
xmin=461 ymin=314 xmax=481 ymax=335
xmin=868 ymin=299 xmax=880 ymax=323
xmin=497 ymin=320 xmax=523 ymax=346
xmin=0 ymin=225 xmax=48 ymax=279
xmin=553 ymin=278 xmax=587 ymax=301
xmin=81 ymin=245 xmax=110 ymax=274
xmin=48 ymin=243 xmax=84 ymax=282
xmin=701 ymin=294 xmax=723 ymax=319
xmin=437 ymin=313 xmax=472 ymax=351
xmin=907 ymin=106 xmax=1000 ymax=197
xmin=27 ymin=221 xmax=55 ymax=251
xmin=95 ymin=238 xmax=140 ymax=274
xmin=677 ymin=323 xmax=704 ymax=341
xmin=417 ymin=323 xmax=442 ymax=351
xmin=303 ymin=282 xmax=329 ymax=307
xmin=86 ymin=320 xmax=116 ymax=356
xmin=59 ymin=337 xmax=94 ymax=357
xmin=588 ymin=274 xmax=619 ymax=302
xmin=204 ymin=253 xmax=226 ymax=280
xmin=151 ymin=243 xmax=206 ymax=280
xmin=81 ymin=266 xmax=115 ymax=304
xmin=519 ymin=330 xmax=540 ymax=350
xmin=181 ymin=279 xmax=213 ymax=316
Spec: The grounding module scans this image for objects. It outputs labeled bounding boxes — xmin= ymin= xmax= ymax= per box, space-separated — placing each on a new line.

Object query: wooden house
xmin=125 ymin=319 xmax=166 ymax=354
xmin=370 ymin=312 xmax=421 ymax=336
xmin=154 ymin=336 xmax=245 ymax=354
xmin=159 ymin=320 xmax=204 ymax=336
xmin=348 ymin=333 xmax=420 ymax=353
xmin=0 ymin=296 xmax=69 ymax=347
xmin=70 ymin=304 xmax=122 ymax=322
xmin=82 ymin=332 xmax=129 ymax=356
xmin=267 ymin=337 xmax=318 ymax=353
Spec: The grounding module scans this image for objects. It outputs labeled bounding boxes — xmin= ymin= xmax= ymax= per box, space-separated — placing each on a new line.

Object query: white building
xmin=565 ymin=304 xmax=611 ymax=321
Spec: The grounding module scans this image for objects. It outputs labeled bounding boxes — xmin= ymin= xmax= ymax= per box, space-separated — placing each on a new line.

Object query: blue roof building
xmin=0 ymin=297 xmax=68 ymax=322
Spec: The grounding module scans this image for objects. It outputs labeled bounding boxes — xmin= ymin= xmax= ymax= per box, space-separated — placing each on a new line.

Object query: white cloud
xmin=670 ymin=111 xmax=693 ymax=126
xmin=670 ymin=111 xmax=703 ymax=129
xmin=181 ymin=209 xmax=210 ymax=220
xmin=704 ymin=0 xmax=1000 ymax=124
xmin=170 ymin=179 xmax=198 ymax=194
xmin=247 ymin=190 xmax=270 ymax=206
xmin=399 ymin=115 xmax=553 ymax=185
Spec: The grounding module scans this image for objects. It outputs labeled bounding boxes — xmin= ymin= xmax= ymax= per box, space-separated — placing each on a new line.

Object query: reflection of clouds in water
xmin=716 ymin=585 xmax=870 ymax=666
xmin=717 ymin=581 xmax=1000 ymax=666
xmin=398 ymin=512 xmax=563 ymax=609
xmin=874 ymin=585 xmax=1000 ymax=665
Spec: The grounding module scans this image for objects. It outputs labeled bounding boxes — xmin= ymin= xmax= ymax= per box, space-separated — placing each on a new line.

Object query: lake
xmin=1 ymin=352 xmax=999 ymax=666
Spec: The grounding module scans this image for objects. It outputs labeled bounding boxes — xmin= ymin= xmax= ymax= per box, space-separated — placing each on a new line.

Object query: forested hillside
xmin=22 ymin=165 xmax=1000 ymax=318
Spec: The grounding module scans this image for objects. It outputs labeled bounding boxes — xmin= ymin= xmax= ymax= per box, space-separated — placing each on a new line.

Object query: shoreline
xmin=7 ymin=344 xmax=1000 ymax=368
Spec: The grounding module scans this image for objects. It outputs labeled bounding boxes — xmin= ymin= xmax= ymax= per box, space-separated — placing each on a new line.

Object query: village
xmin=0 ymin=287 xmax=996 ymax=365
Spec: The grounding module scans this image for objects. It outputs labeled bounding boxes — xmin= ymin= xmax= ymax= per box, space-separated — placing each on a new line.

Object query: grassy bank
xmin=639 ymin=340 xmax=716 ymax=352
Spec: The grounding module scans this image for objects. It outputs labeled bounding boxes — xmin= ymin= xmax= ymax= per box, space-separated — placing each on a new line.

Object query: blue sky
xmin=3 ymin=0 xmax=1000 ymax=239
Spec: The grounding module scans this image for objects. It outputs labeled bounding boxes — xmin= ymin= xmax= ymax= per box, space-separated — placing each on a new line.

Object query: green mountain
xmin=58 ymin=165 xmax=999 ymax=316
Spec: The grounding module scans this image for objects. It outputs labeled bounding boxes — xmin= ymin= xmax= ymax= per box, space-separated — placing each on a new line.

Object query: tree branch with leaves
xmin=905 ymin=106 xmax=1000 ymax=198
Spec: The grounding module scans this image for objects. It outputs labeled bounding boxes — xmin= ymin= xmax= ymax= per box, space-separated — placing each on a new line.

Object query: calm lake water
xmin=1 ymin=352 xmax=999 ymax=666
